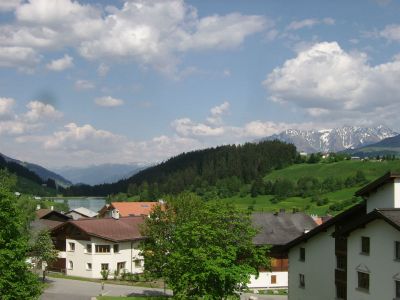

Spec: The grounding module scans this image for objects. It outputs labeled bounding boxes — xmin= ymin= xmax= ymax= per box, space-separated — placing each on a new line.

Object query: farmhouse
xmin=282 ymin=172 xmax=400 ymax=300
xmin=51 ymin=211 xmax=145 ymax=278
xmin=98 ymin=201 xmax=160 ymax=218
xmin=249 ymin=211 xmax=318 ymax=290
xmin=66 ymin=206 xmax=98 ymax=220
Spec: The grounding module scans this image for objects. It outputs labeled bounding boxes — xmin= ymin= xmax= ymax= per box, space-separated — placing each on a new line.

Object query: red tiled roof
xmin=110 ymin=202 xmax=159 ymax=217
xmin=54 ymin=216 xmax=145 ymax=242
xmin=36 ymin=209 xmax=52 ymax=219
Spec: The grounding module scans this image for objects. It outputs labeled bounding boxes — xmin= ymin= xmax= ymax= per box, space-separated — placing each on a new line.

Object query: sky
xmin=1 ymin=0 xmax=400 ymax=168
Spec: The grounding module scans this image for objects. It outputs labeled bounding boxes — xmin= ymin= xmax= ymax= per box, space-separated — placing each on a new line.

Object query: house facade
xmin=248 ymin=211 xmax=318 ymax=290
xmin=98 ymin=201 xmax=160 ymax=218
xmin=51 ymin=214 xmax=145 ymax=278
xmin=283 ymin=172 xmax=400 ymax=300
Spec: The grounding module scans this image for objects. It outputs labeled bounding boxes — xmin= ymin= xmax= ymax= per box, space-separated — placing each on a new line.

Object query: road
xmin=40 ymin=277 xmax=287 ymax=300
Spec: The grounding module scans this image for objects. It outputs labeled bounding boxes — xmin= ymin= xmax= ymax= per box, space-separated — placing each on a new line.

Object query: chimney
xmin=112 ymin=209 xmax=120 ymax=220
xmin=36 ymin=204 xmax=41 ymax=210
xmin=50 ymin=206 xmax=54 ymax=211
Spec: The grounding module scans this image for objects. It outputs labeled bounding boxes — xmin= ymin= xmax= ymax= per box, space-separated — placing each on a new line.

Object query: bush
xmin=100 ymin=269 xmax=109 ymax=280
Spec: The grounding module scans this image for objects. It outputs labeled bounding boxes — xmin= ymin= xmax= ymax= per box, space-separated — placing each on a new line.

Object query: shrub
xmin=100 ymin=269 xmax=109 ymax=280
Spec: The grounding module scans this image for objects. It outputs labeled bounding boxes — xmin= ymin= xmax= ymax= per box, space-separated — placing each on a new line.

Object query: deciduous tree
xmin=140 ymin=193 xmax=269 ymax=299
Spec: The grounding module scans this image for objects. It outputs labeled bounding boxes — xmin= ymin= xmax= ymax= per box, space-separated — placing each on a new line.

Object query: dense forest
xmin=65 ymin=140 xmax=298 ymax=197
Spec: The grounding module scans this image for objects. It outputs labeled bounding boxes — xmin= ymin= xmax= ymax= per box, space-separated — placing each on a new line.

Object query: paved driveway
xmin=40 ymin=277 xmax=287 ymax=300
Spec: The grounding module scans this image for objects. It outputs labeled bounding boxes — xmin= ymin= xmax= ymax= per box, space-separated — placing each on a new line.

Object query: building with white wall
xmin=51 ymin=213 xmax=145 ymax=278
xmin=249 ymin=211 xmax=317 ymax=290
xmin=281 ymin=172 xmax=400 ymax=300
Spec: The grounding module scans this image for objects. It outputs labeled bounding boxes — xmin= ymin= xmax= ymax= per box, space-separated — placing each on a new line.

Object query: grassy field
xmin=216 ymin=160 xmax=400 ymax=216
xmin=264 ymin=160 xmax=400 ymax=181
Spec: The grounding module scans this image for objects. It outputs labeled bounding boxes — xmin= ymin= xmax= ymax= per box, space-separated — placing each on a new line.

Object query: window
xmin=271 ymin=275 xmax=277 ymax=284
xmin=299 ymin=274 xmax=305 ymax=288
xmin=117 ymin=262 xmax=126 ymax=272
xmin=86 ymin=244 xmax=92 ymax=253
xmin=337 ymin=255 xmax=346 ymax=270
xmin=361 ymin=237 xmax=370 ymax=254
xmin=86 ymin=263 xmax=92 ymax=270
xmin=95 ymin=245 xmax=110 ymax=253
xmin=357 ymin=271 xmax=369 ymax=291
xmin=68 ymin=242 xmax=75 ymax=252
xmin=395 ymin=241 xmax=400 ymax=260
xmin=396 ymin=280 xmax=400 ymax=298
xmin=299 ymin=247 xmax=305 ymax=261
xmin=134 ymin=259 xmax=142 ymax=268
xmin=113 ymin=244 xmax=119 ymax=253
xmin=101 ymin=263 xmax=109 ymax=271
xmin=68 ymin=260 xmax=73 ymax=270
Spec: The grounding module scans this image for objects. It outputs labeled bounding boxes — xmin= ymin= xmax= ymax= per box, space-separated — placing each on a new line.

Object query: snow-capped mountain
xmin=261 ymin=125 xmax=398 ymax=153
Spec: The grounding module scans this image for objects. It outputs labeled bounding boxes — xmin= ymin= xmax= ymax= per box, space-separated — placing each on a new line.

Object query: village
xmin=30 ymin=172 xmax=400 ymax=300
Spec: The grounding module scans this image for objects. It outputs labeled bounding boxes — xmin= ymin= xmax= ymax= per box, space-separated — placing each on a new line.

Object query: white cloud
xmin=207 ymin=101 xmax=230 ymax=125
xmin=263 ymin=41 xmax=400 ymax=123
xmin=0 ymin=98 xmax=62 ymax=136
xmin=0 ymin=0 xmax=21 ymax=12
xmin=46 ymin=54 xmax=73 ymax=71
xmin=0 ymin=46 xmax=40 ymax=71
xmin=0 ymin=97 xmax=15 ymax=118
xmin=24 ymin=100 xmax=63 ymax=122
xmin=97 ymin=63 xmax=109 ymax=77
xmin=94 ymin=96 xmax=124 ymax=107
xmin=172 ymin=118 xmax=225 ymax=137
xmin=43 ymin=123 xmax=122 ymax=151
xmin=287 ymin=18 xmax=335 ymax=31
xmin=0 ymin=0 xmax=267 ymax=74
xmin=75 ymin=79 xmax=95 ymax=90
xmin=379 ymin=24 xmax=400 ymax=41
xmin=178 ymin=13 xmax=266 ymax=51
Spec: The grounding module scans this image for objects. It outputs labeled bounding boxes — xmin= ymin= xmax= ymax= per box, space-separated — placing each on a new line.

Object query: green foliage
xmin=31 ymin=230 xmax=58 ymax=275
xmin=140 ymin=193 xmax=269 ymax=299
xmin=0 ymin=179 xmax=42 ymax=299
xmin=100 ymin=269 xmax=110 ymax=280
xmin=66 ymin=140 xmax=297 ymax=197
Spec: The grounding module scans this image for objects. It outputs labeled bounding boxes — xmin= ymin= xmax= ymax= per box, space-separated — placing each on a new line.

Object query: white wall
xmin=347 ymin=219 xmax=400 ymax=300
xmin=366 ymin=182 xmax=395 ymax=213
xmin=65 ymin=238 xmax=143 ymax=278
xmin=248 ymin=271 xmax=287 ymax=290
xmin=288 ymin=227 xmax=336 ymax=300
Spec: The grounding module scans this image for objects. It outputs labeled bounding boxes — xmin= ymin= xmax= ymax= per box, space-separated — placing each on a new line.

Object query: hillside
xmin=65 ymin=140 xmax=298 ymax=197
xmin=216 ymin=160 xmax=400 ymax=215
xmin=0 ymin=155 xmax=58 ymax=196
xmin=1 ymin=153 xmax=71 ymax=187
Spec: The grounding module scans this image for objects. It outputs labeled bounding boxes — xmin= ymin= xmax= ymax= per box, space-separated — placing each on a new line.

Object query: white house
xmin=281 ymin=172 xmax=400 ymax=300
xmin=66 ymin=207 xmax=98 ymax=220
xmin=248 ymin=211 xmax=317 ymax=291
xmin=51 ymin=212 xmax=145 ymax=278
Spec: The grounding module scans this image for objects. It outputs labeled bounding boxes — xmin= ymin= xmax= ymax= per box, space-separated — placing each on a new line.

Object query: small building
xmin=248 ymin=211 xmax=318 ymax=291
xmin=66 ymin=207 xmax=98 ymax=220
xmin=282 ymin=172 xmax=400 ymax=300
xmin=31 ymin=208 xmax=71 ymax=232
xmin=98 ymin=201 xmax=160 ymax=218
xmin=51 ymin=212 xmax=145 ymax=278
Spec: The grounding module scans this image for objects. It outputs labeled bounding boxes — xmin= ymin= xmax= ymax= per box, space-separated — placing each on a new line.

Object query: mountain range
xmin=54 ymin=163 xmax=148 ymax=185
xmin=0 ymin=153 xmax=72 ymax=187
xmin=261 ymin=125 xmax=398 ymax=153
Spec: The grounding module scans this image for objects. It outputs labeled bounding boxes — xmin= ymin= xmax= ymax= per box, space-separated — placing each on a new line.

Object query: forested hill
xmin=65 ymin=140 xmax=298 ymax=197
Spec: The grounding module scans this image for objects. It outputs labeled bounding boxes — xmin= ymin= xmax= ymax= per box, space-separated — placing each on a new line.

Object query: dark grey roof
xmin=252 ymin=212 xmax=318 ymax=246
xmin=338 ymin=208 xmax=400 ymax=236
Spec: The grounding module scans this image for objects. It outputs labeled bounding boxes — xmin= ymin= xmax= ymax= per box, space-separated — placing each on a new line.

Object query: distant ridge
xmin=260 ymin=125 xmax=397 ymax=153
xmin=343 ymin=134 xmax=400 ymax=157
xmin=55 ymin=163 xmax=148 ymax=185
xmin=0 ymin=153 xmax=71 ymax=187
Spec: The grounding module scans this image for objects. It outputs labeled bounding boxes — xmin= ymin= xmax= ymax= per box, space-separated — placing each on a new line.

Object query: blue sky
xmin=0 ymin=0 xmax=400 ymax=168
